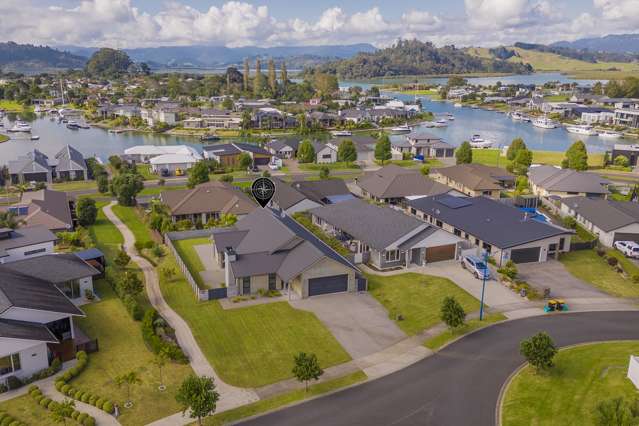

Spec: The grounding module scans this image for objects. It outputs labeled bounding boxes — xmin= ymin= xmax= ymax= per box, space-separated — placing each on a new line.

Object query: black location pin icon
xmin=251 ymin=177 xmax=276 ymax=208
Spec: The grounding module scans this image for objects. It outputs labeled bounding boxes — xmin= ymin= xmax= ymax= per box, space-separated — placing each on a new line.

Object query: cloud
xmin=464 ymin=0 xmax=556 ymax=30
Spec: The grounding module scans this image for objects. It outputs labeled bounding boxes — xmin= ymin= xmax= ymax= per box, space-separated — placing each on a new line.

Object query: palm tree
xmin=50 ymin=398 xmax=75 ymax=426
xmin=0 ymin=211 xmax=24 ymax=229
xmin=14 ymin=183 xmax=30 ymax=198
xmin=116 ymin=371 xmax=142 ymax=408
xmin=153 ymin=352 xmax=168 ymax=391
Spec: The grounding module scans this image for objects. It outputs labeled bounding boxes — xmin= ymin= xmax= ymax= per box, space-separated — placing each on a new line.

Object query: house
xmin=294 ymin=180 xmax=355 ymax=206
xmin=312 ymin=141 xmax=338 ymax=164
xmin=212 ymin=208 xmax=360 ymax=298
xmin=614 ymin=108 xmax=639 ymax=128
xmin=8 ymin=150 xmax=53 ymax=184
xmin=559 ymin=197 xmax=639 ymax=246
xmin=611 ymin=144 xmax=639 ymax=167
xmin=355 ymin=164 xmax=458 ymax=205
xmin=202 ymin=143 xmax=272 ymax=167
xmin=430 ymin=164 xmax=515 ymax=199
xmin=270 ymin=179 xmax=322 ymax=214
xmin=310 ymin=199 xmax=463 ymax=269
xmin=160 ymin=181 xmax=256 ymax=224
xmin=149 ymin=152 xmax=202 ymax=175
xmin=123 ymin=145 xmax=202 ymax=163
xmin=529 ymin=165 xmax=610 ymax=198
xmin=53 ymin=145 xmax=88 ymax=181
xmin=140 ymin=107 xmax=177 ymax=127
xmin=407 ymin=195 xmax=573 ymax=265
xmin=0 ymin=254 xmax=100 ymax=382
xmin=9 ymin=189 xmax=75 ymax=232
xmin=405 ymin=132 xmax=455 ymax=159
xmin=265 ymin=139 xmax=298 ymax=159
xmin=0 ymin=226 xmax=57 ymax=264
xmin=233 ymin=142 xmax=273 ymax=166
xmin=201 ymin=110 xmax=242 ymax=129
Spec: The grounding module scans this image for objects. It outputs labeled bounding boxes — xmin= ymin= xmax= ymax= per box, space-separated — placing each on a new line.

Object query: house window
xmin=454 ymin=228 xmax=462 ymax=237
xmin=322 ymin=154 xmax=332 ymax=159
xmin=482 ymin=191 xmax=492 ymax=196
xmin=242 ymin=277 xmax=251 ymax=294
xmin=24 ymin=247 xmax=46 ymax=256
xmin=475 ymin=238 xmax=480 ymax=246
xmin=410 ymin=208 xmax=417 ymax=215
xmin=384 ymin=250 xmax=400 ymax=262
xmin=482 ymin=242 xmax=492 ymax=253
xmin=268 ymin=273 xmax=277 ymax=290
xmin=0 ymin=353 xmax=21 ymax=376
xmin=59 ymin=280 xmax=81 ymax=299
xmin=436 ymin=220 xmax=443 ymax=227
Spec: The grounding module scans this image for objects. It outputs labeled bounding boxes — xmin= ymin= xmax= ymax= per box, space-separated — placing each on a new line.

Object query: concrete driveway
xmin=517 ymin=260 xmax=607 ymax=299
xmin=290 ymin=293 xmax=406 ymax=359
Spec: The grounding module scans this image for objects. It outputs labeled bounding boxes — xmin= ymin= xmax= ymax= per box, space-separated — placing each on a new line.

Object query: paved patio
xmin=193 ymin=243 xmax=225 ymax=287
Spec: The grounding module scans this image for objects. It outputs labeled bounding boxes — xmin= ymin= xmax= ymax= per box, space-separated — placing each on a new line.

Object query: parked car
xmin=613 ymin=240 xmax=639 ymax=258
xmin=461 ymin=255 xmax=491 ymax=280
xmin=160 ymin=168 xmax=170 ymax=177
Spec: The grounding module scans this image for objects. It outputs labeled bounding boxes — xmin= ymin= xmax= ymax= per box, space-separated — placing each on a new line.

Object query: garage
xmin=613 ymin=233 xmax=639 ymax=243
xmin=425 ymin=244 xmax=457 ymax=263
xmin=510 ymin=247 xmax=541 ymax=264
xmin=308 ymin=274 xmax=348 ymax=296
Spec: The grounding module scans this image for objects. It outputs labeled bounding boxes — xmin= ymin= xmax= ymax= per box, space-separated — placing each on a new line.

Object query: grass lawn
xmin=424 ymin=313 xmax=507 ymax=350
xmin=204 ymin=371 xmax=367 ymax=425
xmin=559 ymin=250 xmax=639 ymax=298
xmin=51 ymin=180 xmax=97 ymax=192
xmin=501 ymin=341 xmax=639 ymax=426
xmin=158 ymin=255 xmax=351 ymax=387
xmin=299 ymin=162 xmax=360 ymax=171
xmin=173 ymin=237 xmax=211 ymax=288
xmin=0 ymin=134 xmax=9 ymax=143
xmin=89 ymin=201 xmax=124 ymax=260
xmin=0 ymin=100 xmax=31 ymax=112
xmin=304 ymin=173 xmax=361 ymax=182
xmin=0 ymin=393 xmax=55 ymax=425
xmin=74 ymin=280 xmax=193 ymax=426
xmin=367 ymin=273 xmax=480 ymax=336
xmin=471 ymin=149 xmax=604 ymax=168
xmin=138 ymin=185 xmax=187 ymax=197
xmin=111 ymin=205 xmax=153 ymax=246
xmin=136 ymin=164 xmax=155 ymax=180
xmin=471 ymin=149 xmax=504 ymax=167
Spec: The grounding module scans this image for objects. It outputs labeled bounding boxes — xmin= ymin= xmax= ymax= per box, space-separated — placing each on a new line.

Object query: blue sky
xmin=3 ymin=1 xmax=637 ymax=48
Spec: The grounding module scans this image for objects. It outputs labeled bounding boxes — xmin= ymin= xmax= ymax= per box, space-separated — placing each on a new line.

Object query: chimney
xmin=225 ymin=247 xmax=237 ymax=262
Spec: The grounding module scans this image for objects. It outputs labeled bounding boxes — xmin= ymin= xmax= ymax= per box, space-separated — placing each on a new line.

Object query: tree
xmin=615 ymin=155 xmax=630 ymax=168
xmin=563 ymin=140 xmax=589 ymax=171
xmin=368 ymin=86 xmax=380 ymax=97
xmin=292 ymin=352 xmax=323 ymax=391
xmin=512 ymin=147 xmax=533 ymax=175
xmin=514 ymin=175 xmax=529 ymax=195
xmin=319 ymin=166 xmax=330 ymax=180
xmin=268 ymin=59 xmax=277 ymax=94
xmin=238 ymin=152 xmax=253 ymax=169
xmin=448 ymin=76 xmax=468 ymax=87
xmin=221 ymin=97 xmax=234 ymax=110
xmin=337 ymin=139 xmax=357 ymax=162
xmin=187 ymin=162 xmax=210 ymax=189
xmin=520 ymin=332 xmax=557 ymax=372
xmin=314 ymin=73 xmax=338 ymax=97
xmin=220 ymin=174 xmax=234 ymax=183
xmin=114 ymin=246 xmax=131 ymax=268
xmin=243 ymin=59 xmax=250 ymax=92
xmin=455 ymin=141 xmax=473 ymax=164
xmin=506 ymin=138 xmax=526 ymax=161
xmin=75 ymin=198 xmax=97 ymax=227
xmin=593 ymin=397 xmax=638 ymax=426
xmin=153 ymin=352 xmax=168 ymax=391
xmin=111 ymin=172 xmax=144 ymax=206
xmin=374 ymin=134 xmax=392 ymax=164
xmin=50 ymin=398 xmax=75 ymax=426
xmin=254 ymin=59 xmax=263 ymax=96
xmin=0 ymin=211 xmax=24 ymax=229
xmin=280 ymin=62 xmax=288 ymax=90
xmin=97 ymin=174 xmax=109 ymax=193
xmin=119 ymin=272 xmax=144 ymax=296
xmin=175 ymin=375 xmax=220 ymax=425
xmin=116 ymin=371 xmax=142 ymax=408
xmin=421 ymin=165 xmax=430 ymax=175
xmin=297 ymin=140 xmax=316 ymax=163
xmin=440 ymin=296 xmax=466 ymax=329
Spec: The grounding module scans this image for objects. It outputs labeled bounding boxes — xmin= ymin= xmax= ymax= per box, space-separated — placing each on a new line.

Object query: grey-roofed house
xmin=7 ymin=189 xmax=75 ymax=232
xmin=406 ymin=132 xmax=455 ymax=159
xmin=407 ymin=195 xmax=573 ymax=265
xmin=0 ymin=225 xmax=57 ymax=264
xmin=269 ymin=178 xmax=322 ymax=214
xmin=355 ymin=164 xmax=460 ymax=205
xmin=52 ymin=145 xmax=88 ymax=181
xmin=311 ymin=141 xmax=338 ymax=164
xmin=160 ymin=181 xmax=256 ymax=224
xmin=293 ymin=180 xmax=355 ymax=205
xmin=310 ymin=199 xmax=462 ymax=269
xmin=8 ymin=150 xmax=53 ymax=184
xmin=265 ymin=139 xmax=298 ymax=159
xmin=430 ymin=164 xmax=515 ymax=199
xmin=212 ymin=208 xmax=360 ymax=298
xmin=529 ymin=165 xmax=610 ymax=198
xmin=559 ymin=196 xmax=639 ymax=246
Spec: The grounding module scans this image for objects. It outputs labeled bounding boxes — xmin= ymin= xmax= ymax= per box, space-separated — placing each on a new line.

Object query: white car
xmin=614 ymin=241 xmax=639 ymax=258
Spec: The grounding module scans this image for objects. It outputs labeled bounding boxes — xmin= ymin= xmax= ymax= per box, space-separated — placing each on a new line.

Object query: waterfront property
xmin=202 ymin=142 xmax=272 ymax=166
xmin=528 ymin=165 xmax=610 ymax=198
xmin=405 ymin=132 xmax=455 ymax=159
xmin=8 ymin=145 xmax=88 ymax=184
xmin=123 ymin=145 xmax=202 ymax=164
xmin=611 ymin=144 xmax=639 ymax=167
xmin=614 ymin=108 xmax=639 ymax=128
xmin=430 ymin=164 xmax=514 ymax=199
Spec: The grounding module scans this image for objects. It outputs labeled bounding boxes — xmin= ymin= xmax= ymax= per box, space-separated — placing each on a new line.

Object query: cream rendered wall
xmin=0 ymin=340 xmax=49 ymax=383
xmin=299 ymin=257 xmax=356 ymax=298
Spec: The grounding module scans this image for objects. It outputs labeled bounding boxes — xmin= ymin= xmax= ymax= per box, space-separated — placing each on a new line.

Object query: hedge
xmin=105 ymin=266 xmax=143 ymax=321
xmin=28 ymin=385 xmax=96 ymax=425
xmin=0 ymin=412 xmax=25 ymax=426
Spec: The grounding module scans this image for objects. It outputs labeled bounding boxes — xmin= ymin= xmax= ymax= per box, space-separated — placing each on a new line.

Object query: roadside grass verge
xmin=173 ymin=237 xmax=211 ymax=288
xmin=51 ymin=180 xmax=97 ymax=192
xmin=204 ymin=371 xmax=367 ymax=425
xmin=299 ymin=162 xmax=361 ymax=171
xmin=0 ymin=134 xmax=9 ymax=143
xmin=158 ymin=254 xmax=351 ymax=388
xmin=367 ymin=273 xmax=480 ymax=336
xmin=111 ymin=205 xmax=153 ymax=246
xmin=0 ymin=393 xmax=54 ymax=425
xmin=470 ymin=148 xmax=604 ymax=168
xmin=424 ymin=313 xmax=507 ymax=350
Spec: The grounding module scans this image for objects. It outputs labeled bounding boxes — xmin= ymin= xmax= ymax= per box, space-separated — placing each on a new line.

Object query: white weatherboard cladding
xmin=629 ymin=356 xmax=639 ymax=390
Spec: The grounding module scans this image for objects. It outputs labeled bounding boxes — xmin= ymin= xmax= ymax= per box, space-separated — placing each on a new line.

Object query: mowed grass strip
xmin=158 ymin=255 xmax=351 ymax=388
xmin=502 ymin=341 xmax=639 ymax=426
xmin=367 ymin=273 xmax=480 ymax=336
xmin=424 ymin=313 xmax=507 ymax=350
xmin=111 ymin=205 xmax=153 ymax=246
xmin=173 ymin=237 xmax=211 ymax=288
xmin=89 ymin=201 xmax=124 ymax=259
xmin=0 ymin=393 xmax=55 ymax=425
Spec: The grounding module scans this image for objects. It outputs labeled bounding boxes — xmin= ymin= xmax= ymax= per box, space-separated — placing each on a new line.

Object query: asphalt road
xmin=243 ymin=311 xmax=639 ymax=426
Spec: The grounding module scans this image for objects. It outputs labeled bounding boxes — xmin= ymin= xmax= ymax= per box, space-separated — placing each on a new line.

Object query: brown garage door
xmin=425 ymin=244 xmax=457 ymax=262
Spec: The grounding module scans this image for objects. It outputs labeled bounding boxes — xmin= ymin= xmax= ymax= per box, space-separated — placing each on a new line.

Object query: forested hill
xmin=0 ymin=42 xmax=86 ymax=73
xmin=312 ymin=40 xmax=533 ymax=79
xmin=552 ymin=34 xmax=639 ymax=55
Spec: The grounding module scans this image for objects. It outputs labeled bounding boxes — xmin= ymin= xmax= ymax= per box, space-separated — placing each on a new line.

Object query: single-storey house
xmin=407 ymin=195 xmax=573 ymax=265
xmin=8 ymin=189 xmax=75 ymax=232
xmin=150 ymin=152 xmax=202 ymax=175
xmin=310 ymin=199 xmax=463 ymax=269
xmin=430 ymin=164 xmax=515 ymax=199
xmin=212 ymin=208 xmax=360 ymax=298
xmin=269 ymin=178 xmax=322 ymax=214
xmin=8 ymin=146 xmax=88 ymax=185
xmin=311 ymin=141 xmax=338 ymax=164
xmin=52 ymin=145 xmax=88 ymax=181
xmin=559 ymin=196 xmax=639 ymax=246
xmin=265 ymin=139 xmax=298 ymax=159
xmin=160 ymin=181 xmax=256 ymax=224
xmin=355 ymin=164 xmax=459 ymax=205
xmin=611 ymin=144 xmax=639 ymax=167
xmin=123 ymin=145 xmax=202 ymax=164
xmin=202 ymin=143 xmax=272 ymax=167
xmin=529 ymin=165 xmax=610 ymax=198
xmin=0 ymin=226 xmax=57 ymax=264
xmin=294 ymin=180 xmax=355 ymax=206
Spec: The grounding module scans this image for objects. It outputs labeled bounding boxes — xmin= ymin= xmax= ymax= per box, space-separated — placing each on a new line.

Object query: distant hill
xmin=514 ymin=42 xmax=637 ymax=63
xmin=552 ymin=34 xmax=639 ymax=54
xmin=0 ymin=42 xmax=86 ymax=73
xmin=60 ymin=44 xmax=377 ymax=69
xmin=313 ymin=39 xmax=532 ymax=79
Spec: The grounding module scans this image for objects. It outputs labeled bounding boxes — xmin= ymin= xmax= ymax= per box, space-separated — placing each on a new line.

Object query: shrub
xmin=0 ymin=419 xmax=12 ymax=426
xmin=47 ymin=400 xmax=58 ymax=410
xmin=61 ymin=384 xmax=71 ymax=394
xmin=83 ymin=416 xmax=96 ymax=426
xmin=102 ymin=401 xmax=114 ymax=414
xmin=89 ymin=395 xmax=98 ymax=405
xmin=33 ymin=394 xmax=44 ymax=403
xmin=39 ymin=397 xmax=52 ymax=407
xmin=66 ymin=387 xmax=76 ymax=396
xmin=134 ymin=241 xmax=145 ymax=252
xmin=607 ymin=256 xmax=618 ymax=267
xmin=5 ymin=376 xmax=22 ymax=390
xmin=562 ymin=216 xmax=577 ymax=229
xmin=75 ymin=390 xmax=84 ymax=399
xmin=71 ymin=410 xmax=80 ymax=420
xmin=95 ymin=398 xmax=105 ymax=409
xmin=144 ymin=240 xmax=155 ymax=249
xmin=81 ymin=393 xmax=91 ymax=403
xmin=28 ymin=384 xmax=38 ymax=393
xmin=596 ymin=248 xmax=606 ymax=257
xmin=77 ymin=413 xmax=88 ymax=423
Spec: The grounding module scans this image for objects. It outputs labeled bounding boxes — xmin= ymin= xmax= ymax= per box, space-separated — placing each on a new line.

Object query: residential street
xmin=242 ymin=311 xmax=639 ymax=426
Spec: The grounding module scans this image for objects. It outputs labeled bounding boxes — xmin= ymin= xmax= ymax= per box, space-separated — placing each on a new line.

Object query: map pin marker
xmin=251 ymin=177 xmax=276 ymax=208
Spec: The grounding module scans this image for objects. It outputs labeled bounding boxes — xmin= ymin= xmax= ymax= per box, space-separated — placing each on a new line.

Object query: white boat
xmin=434 ymin=119 xmax=448 ymax=127
xmin=7 ymin=121 xmax=32 ymax=132
xmin=532 ymin=116 xmax=558 ymax=129
xmin=446 ymin=114 xmax=455 ymax=121
xmin=510 ymin=111 xmax=524 ymax=121
xmin=566 ymin=124 xmax=598 ymax=136
xmin=331 ymin=130 xmax=352 ymax=137
xmin=454 ymin=103 xmax=462 ymax=108
xmin=598 ymin=130 xmax=623 ymax=139
xmin=391 ymin=124 xmax=412 ymax=134
xmin=469 ymin=134 xmax=493 ymax=148
xmin=30 ymin=135 xmax=40 ymax=140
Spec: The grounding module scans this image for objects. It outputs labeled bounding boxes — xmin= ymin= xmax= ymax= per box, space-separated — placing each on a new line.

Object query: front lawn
xmin=299 ymin=162 xmax=361 ymax=171
xmin=559 ymin=250 xmax=639 ymax=298
xmin=74 ymin=280 xmax=193 ymax=426
xmin=173 ymin=237 xmax=211 ymax=288
xmin=367 ymin=273 xmax=480 ymax=336
xmin=138 ymin=185 xmax=187 ymax=197
xmin=470 ymin=149 xmax=604 ymax=168
xmin=111 ymin=205 xmax=153 ymax=246
xmin=158 ymin=255 xmax=351 ymax=387
xmin=89 ymin=201 xmax=124 ymax=260
xmin=424 ymin=313 xmax=507 ymax=350
xmin=51 ymin=180 xmax=97 ymax=192
xmin=502 ymin=341 xmax=639 ymax=426
xmin=0 ymin=393 xmax=54 ymax=425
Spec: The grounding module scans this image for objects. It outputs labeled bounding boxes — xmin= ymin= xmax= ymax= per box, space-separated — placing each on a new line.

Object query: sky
xmin=2 ymin=0 xmax=638 ymax=49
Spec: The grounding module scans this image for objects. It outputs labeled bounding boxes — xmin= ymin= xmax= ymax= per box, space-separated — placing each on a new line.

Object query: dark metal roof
xmin=74 ymin=247 xmax=105 ymax=261
xmin=0 ymin=319 xmax=58 ymax=343
xmin=560 ymin=196 xmax=639 ymax=232
xmin=0 ymin=253 xmax=100 ymax=283
xmin=0 ymin=225 xmax=57 ymax=258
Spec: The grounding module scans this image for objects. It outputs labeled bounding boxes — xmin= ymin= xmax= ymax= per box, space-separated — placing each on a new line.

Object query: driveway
xmin=517 ymin=260 xmax=607 ymax=299
xmin=290 ymin=293 xmax=406 ymax=359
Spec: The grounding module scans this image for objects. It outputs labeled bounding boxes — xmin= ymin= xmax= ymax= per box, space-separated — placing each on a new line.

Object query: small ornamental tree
xmin=50 ymin=398 xmax=75 ymax=426
xmin=75 ymin=198 xmax=98 ymax=227
xmin=114 ymin=246 xmax=131 ymax=268
xmin=111 ymin=172 xmax=144 ymax=206
xmin=506 ymin=138 xmax=527 ymax=161
xmin=455 ymin=141 xmax=473 ymax=164
xmin=115 ymin=371 xmax=142 ymax=408
xmin=374 ymin=134 xmax=392 ymax=164
xmin=337 ymin=139 xmax=357 ymax=162
xmin=440 ymin=296 xmax=466 ymax=330
xmin=614 ymin=155 xmax=630 ymax=168
xmin=97 ymin=174 xmax=109 ymax=193
xmin=187 ymin=161 xmax=210 ymax=189
xmin=120 ymin=272 xmax=144 ymax=297
xmin=563 ymin=140 xmax=589 ymax=171
xmin=175 ymin=375 xmax=220 ymax=426
xmin=238 ymin=152 xmax=253 ymax=170
xmin=520 ymin=332 xmax=557 ymax=372
xmin=319 ymin=166 xmax=330 ymax=180
xmin=292 ymin=352 xmax=324 ymax=391
xmin=297 ymin=140 xmax=316 ymax=163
